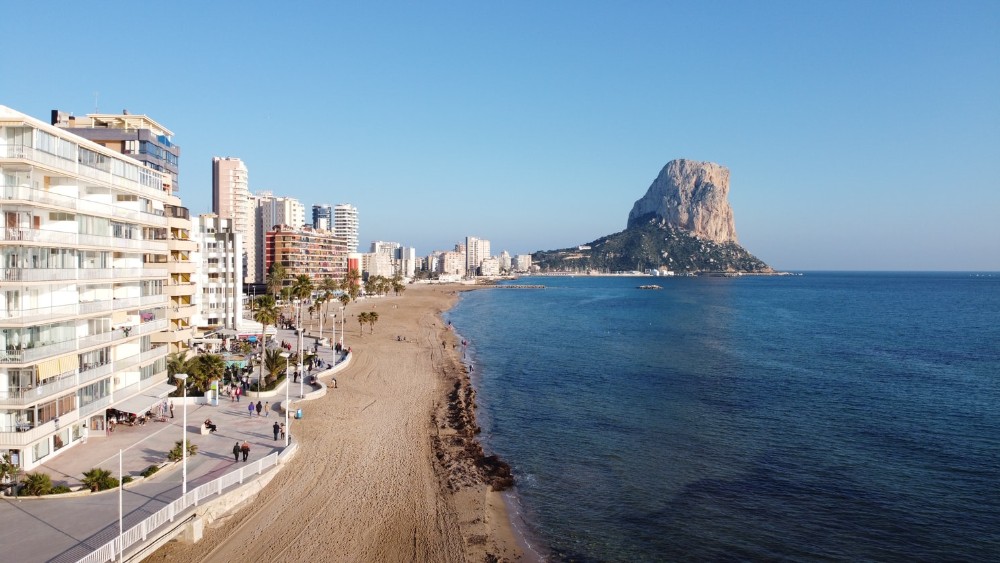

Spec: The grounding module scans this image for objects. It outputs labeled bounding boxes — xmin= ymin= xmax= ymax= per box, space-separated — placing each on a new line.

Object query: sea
xmin=444 ymin=272 xmax=1000 ymax=562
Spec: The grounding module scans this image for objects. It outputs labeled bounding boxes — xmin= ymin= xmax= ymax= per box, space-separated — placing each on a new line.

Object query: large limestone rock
xmin=627 ymin=159 xmax=738 ymax=244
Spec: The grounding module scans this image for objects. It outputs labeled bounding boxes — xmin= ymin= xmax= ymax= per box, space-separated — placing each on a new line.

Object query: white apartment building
xmin=191 ymin=214 xmax=244 ymax=331
xmin=333 ymin=203 xmax=358 ymax=254
xmin=0 ymin=106 xmax=172 ymax=471
xmin=439 ymin=251 xmax=465 ymax=276
xmin=253 ymin=192 xmax=304 ymax=283
xmin=514 ymin=254 xmax=532 ymax=272
xmin=465 ymin=236 xmax=491 ymax=277
xmin=499 ymin=250 xmax=512 ymax=273
xmin=398 ymin=246 xmax=417 ymax=278
xmin=212 ymin=157 xmax=253 ymax=285
xmin=480 ymin=256 xmax=501 ymax=277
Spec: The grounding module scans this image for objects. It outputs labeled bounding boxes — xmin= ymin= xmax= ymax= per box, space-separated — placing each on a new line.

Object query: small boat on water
xmin=637 ymin=284 xmax=662 ymax=290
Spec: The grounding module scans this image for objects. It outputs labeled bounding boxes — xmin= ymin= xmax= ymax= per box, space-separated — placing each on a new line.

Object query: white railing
xmin=74 ymin=452 xmax=280 ymax=563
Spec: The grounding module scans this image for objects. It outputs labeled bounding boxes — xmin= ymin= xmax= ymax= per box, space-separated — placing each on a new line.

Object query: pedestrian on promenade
xmin=255 ymin=401 xmax=262 ymax=416
xmin=241 ymin=440 xmax=250 ymax=462
xmin=273 ymin=421 xmax=280 ymax=441
xmin=280 ymin=423 xmax=285 ymax=440
xmin=264 ymin=401 xmax=270 ymax=417
xmin=169 ymin=401 xmax=174 ymax=419
xmin=248 ymin=402 xmax=255 ymax=417
xmin=232 ymin=441 xmax=240 ymax=462
xmin=235 ymin=386 xmax=241 ymax=402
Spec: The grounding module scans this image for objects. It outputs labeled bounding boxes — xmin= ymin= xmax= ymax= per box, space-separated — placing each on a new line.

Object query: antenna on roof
xmin=94 ymin=91 xmax=99 ymax=113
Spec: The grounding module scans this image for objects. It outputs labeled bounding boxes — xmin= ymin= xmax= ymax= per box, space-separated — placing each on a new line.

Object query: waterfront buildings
xmin=191 ymin=214 xmax=244 ymax=331
xmin=333 ymin=204 xmax=358 ymax=254
xmin=312 ymin=204 xmax=332 ymax=231
xmin=253 ymin=192 xmax=304 ymax=283
xmin=0 ymin=105 xmax=171 ymax=470
xmin=212 ymin=157 xmax=253 ymax=285
xmin=264 ymin=225 xmax=348 ymax=289
xmin=465 ymin=236 xmax=490 ymax=277
xmin=514 ymin=254 xmax=532 ymax=272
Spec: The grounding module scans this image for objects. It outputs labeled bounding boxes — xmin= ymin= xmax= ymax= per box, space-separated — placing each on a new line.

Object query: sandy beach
xmin=147 ymin=284 xmax=522 ymax=562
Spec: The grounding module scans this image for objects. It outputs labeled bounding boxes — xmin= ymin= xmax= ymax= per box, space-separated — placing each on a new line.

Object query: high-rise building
xmin=333 ymin=204 xmax=358 ymax=253
xmin=254 ymin=192 xmax=305 ymax=283
xmin=514 ymin=254 xmax=532 ymax=272
xmin=212 ymin=157 xmax=253 ymax=285
xmin=191 ymin=214 xmax=244 ymax=331
xmin=56 ymin=109 xmax=195 ymax=354
xmin=312 ymin=204 xmax=332 ymax=231
xmin=264 ymin=226 xmax=348 ymax=288
xmin=465 ymin=236 xmax=491 ymax=277
xmin=0 ymin=105 xmax=172 ymax=471
xmin=499 ymin=250 xmax=512 ymax=272
xmin=51 ymin=109 xmax=181 ymax=193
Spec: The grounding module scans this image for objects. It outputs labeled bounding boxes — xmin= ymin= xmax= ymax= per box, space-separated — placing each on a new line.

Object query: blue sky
xmin=5 ymin=1 xmax=998 ymax=270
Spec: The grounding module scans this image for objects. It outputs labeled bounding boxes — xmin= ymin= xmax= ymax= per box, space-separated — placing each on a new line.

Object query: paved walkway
xmin=0 ymin=325 xmax=345 ymax=563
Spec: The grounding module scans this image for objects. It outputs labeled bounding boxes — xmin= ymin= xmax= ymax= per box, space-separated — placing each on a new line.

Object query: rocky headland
xmin=534 ymin=159 xmax=772 ymax=274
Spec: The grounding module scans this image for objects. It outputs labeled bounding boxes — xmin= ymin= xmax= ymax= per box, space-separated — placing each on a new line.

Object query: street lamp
xmin=340 ymin=306 xmax=345 ymax=349
xmin=175 ymin=373 xmax=189 ymax=496
xmin=298 ymin=301 xmax=305 ymax=398
xmin=280 ymin=352 xmax=291 ymax=447
xmin=330 ymin=311 xmax=336 ymax=364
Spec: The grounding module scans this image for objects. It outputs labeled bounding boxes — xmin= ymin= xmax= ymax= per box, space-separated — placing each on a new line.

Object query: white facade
xmin=499 ymin=250 xmax=512 ymax=272
xmin=212 ymin=157 xmax=253 ymax=285
xmin=0 ymin=105 xmax=171 ymax=471
xmin=254 ymin=192 xmax=305 ymax=283
xmin=479 ymin=256 xmax=501 ymax=277
xmin=439 ymin=251 xmax=465 ymax=275
xmin=465 ymin=236 xmax=491 ymax=276
xmin=192 ymin=214 xmax=244 ymax=331
xmin=333 ymin=203 xmax=358 ymax=253
xmin=399 ymin=246 xmax=417 ymax=278
xmin=514 ymin=254 xmax=533 ymax=272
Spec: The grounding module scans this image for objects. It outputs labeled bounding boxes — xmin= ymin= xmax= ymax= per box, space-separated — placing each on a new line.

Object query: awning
xmin=112 ymin=382 xmax=175 ymax=415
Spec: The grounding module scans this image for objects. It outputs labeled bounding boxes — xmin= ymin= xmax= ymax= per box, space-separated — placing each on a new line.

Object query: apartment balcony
xmin=0 ymin=416 xmax=71 ymax=448
xmin=166 ymin=260 xmax=196 ymax=275
xmin=79 ymin=300 xmax=113 ymax=315
xmin=112 ymin=296 xmax=141 ymax=309
xmin=168 ymin=238 xmax=198 ymax=252
xmin=170 ymin=304 xmax=198 ymax=318
xmin=0 ymin=303 xmax=78 ymax=326
xmin=151 ymin=326 xmax=193 ymax=345
xmin=137 ymin=318 xmax=169 ymax=336
xmin=167 ymin=215 xmax=191 ymax=230
xmin=140 ymin=294 xmax=168 ymax=308
xmin=144 ymin=268 xmax=169 ymax=278
xmin=165 ymin=282 xmax=195 ymax=297
xmin=0 ymin=180 xmax=166 ymax=229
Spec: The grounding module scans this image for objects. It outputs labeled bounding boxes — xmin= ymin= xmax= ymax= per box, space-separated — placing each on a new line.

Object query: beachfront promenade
xmin=0 ymin=326 xmax=347 ymax=563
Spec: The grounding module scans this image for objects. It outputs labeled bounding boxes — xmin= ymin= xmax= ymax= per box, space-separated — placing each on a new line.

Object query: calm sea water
xmin=445 ymin=273 xmax=1000 ymax=562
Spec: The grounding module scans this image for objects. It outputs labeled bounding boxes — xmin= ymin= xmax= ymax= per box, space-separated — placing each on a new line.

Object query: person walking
xmin=232 ymin=441 xmax=240 ymax=462
xmin=248 ymin=402 xmax=255 ymax=417
xmin=280 ymin=423 xmax=285 ymax=440
xmin=240 ymin=440 xmax=250 ymax=462
xmin=273 ymin=421 xmax=280 ymax=441
xmin=235 ymin=385 xmax=241 ymax=402
xmin=264 ymin=401 xmax=270 ymax=417
xmin=169 ymin=401 xmax=174 ymax=419
xmin=255 ymin=401 xmax=262 ymax=417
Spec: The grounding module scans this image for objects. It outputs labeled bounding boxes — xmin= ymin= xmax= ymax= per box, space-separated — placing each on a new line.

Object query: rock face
xmin=627 ymin=159 xmax=737 ymax=244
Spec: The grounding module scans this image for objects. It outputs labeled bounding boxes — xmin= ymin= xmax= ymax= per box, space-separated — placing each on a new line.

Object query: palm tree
xmin=391 ymin=274 xmax=405 ymax=296
xmin=343 ymin=268 xmax=362 ymax=302
xmin=167 ymin=351 xmax=188 ymax=386
xmin=263 ymin=348 xmax=288 ymax=386
xmin=357 ymin=312 xmax=369 ymax=335
xmin=189 ymin=354 xmax=225 ymax=392
xmin=20 ymin=472 xmax=53 ymax=496
xmin=253 ymin=294 xmax=279 ymax=397
xmin=367 ymin=311 xmax=379 ymax=334
xmin=81 ymin=468 xmax=119 ymax=492
xmin=266 ymin=263 xmax=287 ymax=300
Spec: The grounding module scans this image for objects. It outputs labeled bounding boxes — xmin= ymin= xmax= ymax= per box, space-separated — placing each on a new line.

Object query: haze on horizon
xmin=4 ymin=2 xmax=998 ymax=271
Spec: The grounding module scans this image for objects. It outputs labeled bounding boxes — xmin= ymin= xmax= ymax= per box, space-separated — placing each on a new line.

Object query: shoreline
xmin=148 ymin=284 xmax=527 ymax=562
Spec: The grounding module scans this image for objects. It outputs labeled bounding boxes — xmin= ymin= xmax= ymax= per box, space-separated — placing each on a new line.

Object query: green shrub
xmin=50 ymin=485 xmax=71 ymax=494
xmin=81 ymin=468 xmax=119 ymax=492
xmin=167 ymin=440 xmax=198 ymax=462
xmin=140 ymin=465 xmax=160 ymax=478
xmin=21 ymin=473 xmax=53 ymax=496
xmin=121 ymin=476 xmax=134 ymax=485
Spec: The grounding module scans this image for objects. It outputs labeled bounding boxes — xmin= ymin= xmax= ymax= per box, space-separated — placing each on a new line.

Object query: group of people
xmin=248 ymin=400 xmax=270 ymax=417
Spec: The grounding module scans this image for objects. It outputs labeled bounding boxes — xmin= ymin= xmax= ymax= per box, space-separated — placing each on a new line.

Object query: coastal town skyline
xmin=4 ymin=2 xmax=997 ymax=271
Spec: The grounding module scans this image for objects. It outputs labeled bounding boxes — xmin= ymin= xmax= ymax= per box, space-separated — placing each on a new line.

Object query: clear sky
xmin=5 ymin=1 xmax=998 ymax=270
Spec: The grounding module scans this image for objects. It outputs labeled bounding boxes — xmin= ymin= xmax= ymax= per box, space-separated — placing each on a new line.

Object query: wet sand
xmin=147 ymin=284 xmax=522 ymax=562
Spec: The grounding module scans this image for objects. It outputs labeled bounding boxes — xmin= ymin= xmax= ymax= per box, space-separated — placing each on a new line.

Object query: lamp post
xmin=297 ymin=299 xmax=304 ymax=398
xmin=330 ymin=312 xmax=336 ymax=364
xmin=340 ymin=306 xmax=345 ymax=348
xmin=280 ymin=352 xmax=291 ymax=447
xmin=175 ymin=373 xmax=189 ymax=496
